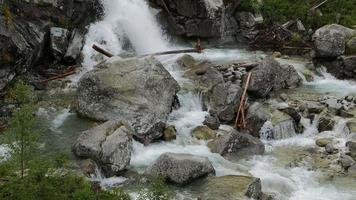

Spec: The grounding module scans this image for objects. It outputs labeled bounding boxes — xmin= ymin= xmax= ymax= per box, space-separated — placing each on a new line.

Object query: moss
xmin=2 ymin=2 xmax=12 ymax=28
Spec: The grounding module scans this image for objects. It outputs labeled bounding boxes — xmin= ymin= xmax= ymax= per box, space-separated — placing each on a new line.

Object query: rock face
xmin=76 ymin=57 xmax=180 ymax=144
xmin=146 ymin=153 xmax=215 ymax=185
xmin=195 ymin=175 xmax=262 ymax=200
xmin=208 ymin=128 xmax=265 ymax=161
xmin=0 ymin=0 xmax=102 ymax=92
xmin=49 ymin=27 xmax=69 ymax=60
xmin=313 ymin=24 xmax=356 ymax=58
xmin=247 ymin=57 xmax=302 ymax=98
xmin=72 ymin=120 xmax=133 ymax=176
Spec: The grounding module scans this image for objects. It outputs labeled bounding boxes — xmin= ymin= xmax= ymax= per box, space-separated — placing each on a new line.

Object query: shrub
xmin=5 ymin=80 xmax=35 ymax=104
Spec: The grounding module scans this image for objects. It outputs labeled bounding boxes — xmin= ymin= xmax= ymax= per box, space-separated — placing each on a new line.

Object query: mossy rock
xmin=191 ymin=125 xmax=216 ymax=140
xmin=315 ymin=138 xmax=332 ymax=147
xmin=176 ymin=54 xmax=196 ymax=68
xmin=163 ymin=125 xmax=177 ymax=141
xmin=302 ymin=69 xmax=314 ymax=82
xmin=193 ymin=175 xmax=262 ymax=200
xmin=346 ymin=36 xmax=356 ymax=55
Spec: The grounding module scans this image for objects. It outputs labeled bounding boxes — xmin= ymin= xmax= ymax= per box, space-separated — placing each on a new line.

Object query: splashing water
xmin=72 ymin=0 xmax=170 ymax=84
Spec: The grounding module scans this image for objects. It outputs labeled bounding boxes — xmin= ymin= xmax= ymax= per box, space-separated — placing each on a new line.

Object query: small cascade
xmin=260 ymin=120 xmax=297 ymax=140
xmin=90 ymin=164 xmax=127 ymax=188
xmin=273 ymin=119 xmax=297 ymax=140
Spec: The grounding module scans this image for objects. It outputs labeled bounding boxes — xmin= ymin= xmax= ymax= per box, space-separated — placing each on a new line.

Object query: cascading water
xmin=46 ymin=0 xmax=356 ymax=198
xmin=72 ymin=0 xmax=170 ymax=83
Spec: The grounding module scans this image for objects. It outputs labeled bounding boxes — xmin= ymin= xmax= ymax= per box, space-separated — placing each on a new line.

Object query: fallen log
xmin=92 ymin=44 xmax=114 ymax=58
xmin=141 ymin=49 xmax=201 ymax=57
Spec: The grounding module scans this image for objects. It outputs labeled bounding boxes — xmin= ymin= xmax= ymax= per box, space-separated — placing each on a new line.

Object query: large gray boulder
xmin=247 ymin=57 xmax=302 ymax=98
xmin=146 ymin=152 xmax=215 ymax=185
xmin=313 ymin=24 xmax=356 ymax=58
xmin=185 ymin=62 xmax=242 ymax=122
xmin=208 ymin=128 xmax=265 ymax=161
xmin=76 ymin=57 xmax=180 ymax=144
xmin=72 ymin=120 xmax=133 ymax=176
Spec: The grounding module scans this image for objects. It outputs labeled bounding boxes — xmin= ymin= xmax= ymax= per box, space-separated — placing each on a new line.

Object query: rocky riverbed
xmin=1 ymin=0 xmax=356 ymax=200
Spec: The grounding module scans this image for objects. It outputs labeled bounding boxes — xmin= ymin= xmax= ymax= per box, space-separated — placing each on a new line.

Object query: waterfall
xmin=74 ymin=0 xmax=169 ymax=83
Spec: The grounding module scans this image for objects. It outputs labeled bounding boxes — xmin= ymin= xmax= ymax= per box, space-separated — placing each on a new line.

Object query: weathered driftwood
xmin=310 ymin=0 xmax=328 ymax=11
xmin=40 ymin=70 xmax=76 ymax=83
xmin=235 ymin=72 xmax=252 ymax=129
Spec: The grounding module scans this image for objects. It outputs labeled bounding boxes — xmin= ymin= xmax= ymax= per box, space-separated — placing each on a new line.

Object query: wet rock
xmin=247 ymin=57 xmax=302 ymax=98
xmin=146 ymin=152 xmax=215 ymax=185
xmin=64 ymin=29 xmax=85 ymax=64
xmin=316 ymin=138 xmax=332 ymax=147
xmin=208 ymin=128 xmax=265 ymax=161
xmin=246 ymin=102 xmax=270 ymax=138
xmin=346 ymin=141 xmax=356 ymax=160
xmin=163 ymin=125 xmax=177 ymax=141
xmin=279 ymin=93 xmax=289 ymax=102
xmin=195 ymin=175 xmax=262 ymax=200
xmin=203 ymin=111 xmax=220 ymax=130
xmin=176 ymin=54 xmax=196 ymax=68
xmin=76 ymin=57 xmax=180 ymax=144
xmin=278 ymin=107 xmax=301 ymax=124
xmin=317 ymin=110 xmax=336 ymax=132
xmin=312 ymin=24 xmax=356 ymax=58
xmin=347 ymin=164 xmax=356 ymax=177
xmin=347 ymin=120 xmax=356 ymax=134
xmin=302 ymin=69 xmax=314 ymax=82
xmin=72 ymin=120 xmax=133 ymax=176
xmin=339 ymin=154 xmax=355 ymax=170
xmin=191 ymin=125 xmax=216 ymax=140
xmin=49 ymin=27 xmax=69 ymax=60
xmin=302 ymin=101 xmax=324 ymax=114
xmin=346 ymin=36 xmax=356 ymax=54
xmin=79 ymin=159 xmax=97 ymax=177
xmin=272 ymin=51 xmax=282 ymax=58
xmin=325 ymin=143 xmax=338 ymax=154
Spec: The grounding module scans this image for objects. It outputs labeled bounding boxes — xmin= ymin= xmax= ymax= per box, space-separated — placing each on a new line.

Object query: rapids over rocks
xmin=15 ymin=0 xmax=356 ymax=199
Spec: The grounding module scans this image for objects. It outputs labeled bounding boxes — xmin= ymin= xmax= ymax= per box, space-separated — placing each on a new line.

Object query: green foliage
xmin=241 ymin=0 xmax=356 ymax=29
xmin=3 ymin=103 xmax=41 ymax=178
xmin=0 ymin=162 xmax=131 ymax=200
xmin=137 ymin=177 xmax=174 ymax=200
xmin=6 ymin=80 xmax=35 ymax=104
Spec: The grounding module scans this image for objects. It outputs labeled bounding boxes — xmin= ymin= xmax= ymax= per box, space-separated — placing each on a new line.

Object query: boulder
xmin=312 ymin=24 xmax=356 ymax=58
xmin=49 ymin=27 xmax=69 ymax=60
xmin=146 ymin=152 xmax=215 ymax=185
xmin=72 ymin=120 xmax=133 ymax=176
xmin=317 ymin=110 xmax=336 ymax=132
xmin=208 ymin=128 xmax=265 ymax=161
xmin=185 ymin=63 xmax=242 ymax=122
xmin=315 ymin=138 xmax=332 ymax=147
xmin=76 ymin=57 xmax=180 ymax=143
xmin=247 ymin=57 xmax=302 ymax=98
xmin=191 ymin=125 xmax=216 ymax=140
xmin=203 ymin=111 xmax=220 ymax=130
xmin=206 ymin=82 xmax=242 ymax=122
xmin=163 ymin=125 xmax=177 ymax=141
xmin=194 ymin=175 xmax=262 ymax=200
xmin=346 ymin=36 xmax=356 ymax=54
xmin=245 ymin=103 xmax=270 ymax=138
xmin=325 ymin=143 xmax=338 ymax=154
xmin=339 ymin=154 xmax=355 ymax=170
xmin=348 ymin=164 xmax=356 ymax=177
xmin=346 ymin=141 xmax=356 ymax=160
xmin=176 ymin=54 xmax=196 ymax=68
